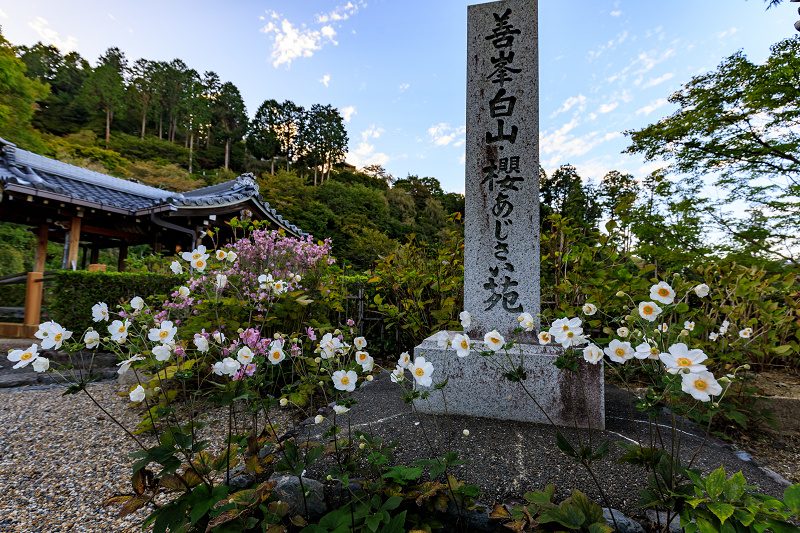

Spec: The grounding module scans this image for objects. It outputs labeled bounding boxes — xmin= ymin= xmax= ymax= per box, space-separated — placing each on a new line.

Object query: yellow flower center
xmin=677 ymin=357 xmax=691 ymax=367
xmin=341 ymin=376 xmax=350 ymax=385
xmin=118 ymin=326 xmax=126 ymax=333
xmin=490 ymin=336 xmax=500 ymax=344
xmin=196 ymin=261 xmax=204 ymax=268
xmin=159 ymin=331 xmax=168 ymax=338
xmin=54 ymin=333 xmax=63 ymax=341
xmin=650 ymin=348 xmax=659 ymax=355
xmin=694 ymin=379 xmax=707 ymax=391
xmin=615 ymin=348 xmax=625 ymax=357
xmin=567 ymin=331 xmax=574 ymax=338
xmin=562 ymin=325 xmax=569 ymax=331
xmin=21 ymin=352 xmax=33 ymax=360
xmin=193 ymin=253 xmax=201 ymax=260
xmin=415 ymin=367 xmax=424 ymax=377
xmin=542 ymin=333 xmax=549 ymax=340
xmin=460 ymin=340 xmax=468 ymax=349
xmin=643 ymin=306 xmax=653 ymax=314
xmin=658 ymin=288 xmax=669 ymax=297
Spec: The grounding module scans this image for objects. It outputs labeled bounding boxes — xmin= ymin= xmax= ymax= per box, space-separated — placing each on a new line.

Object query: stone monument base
xmin=412 ymin=331 xmax=605 ymax=429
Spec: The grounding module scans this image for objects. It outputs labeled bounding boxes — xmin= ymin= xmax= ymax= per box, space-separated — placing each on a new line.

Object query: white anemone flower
xmin=684 ymin=321 xmax=695 ymax=331
xmin=314 ymin=415 xmax=324 ymax=424
xmin=8 ymin=344 xmax=39 ymax=369
xmin=170 ymin=260 xmax=183 ymax=275
xmin=131 ymin=296 xmax=144 ymax=311
xmin=216 ymin=250 xmax=227 ymax=260
xmin=452 ymin=333 xmax=471 ymax=357
xmin=659 ymin=343 xmax=708 ymax=374
xmin=409 ymin=356 xmax=434 ymax=387
xmin=32 ymin=357 xmax=50 ymax=373
xmin=191 ymin=257 xmax=207 ymax=271
xmin=583 ymin=344 xmax=603 ymax=364
xmin=681 ymin=371 xmax=722 ymax=402
xmin=227 ymin=251 xmax=237 ymax=262
xmin=694 ymin=284 xmax=710 ymax=297
xmin=182 ymin=245 xmax=208 ymax=263
xmin=459 ymin=311 xmax=471 ymax=329
xmin=129 ymin=385 xmax=146 ymax=402
xmin=604 ymin=339 xmax=635 ymax=363
xmin=617 ymin=327 xmax=630 ymax=338
xmin=332 ymin=370 xmax=358 ymax=392
xmin=355 ymin=350 xmax=371 ymax=366
xmin=268 ymin=344 xmax=285 ymax=364
xmin=333 ymin=405 xmax=350 ymax=414
xmin=258 ymin=273 xmax=274 ymax=289
xmin=518 ymin=312 xmax=535 ymax=332
xmin=634 ymin=342 xmax=655 ymax=360
xmin=215 ymin=274 xmax=228 ymax=290
xmin=354 ymin=337 xmax=367 ymax=350
xmin=213 ymin=331 xmax=226 ymax=343
xmin=92 ymin=302 xmax=110 ymax=322
xmin=194 ymin=336 xmax=209 ymax=353
xmin=34 ymin=321 xmax=56 ymax=343
xmin=538 ymin=331 xmax=551 ymax=345
xmin=549 ymin=317 xmax=582 ymax=340
xmin=213 ymin=357 xmax=240 ymax=376
xmin=582 ymin=303 xmax=598 ymax=316
xmin=109 ymin=319 xmax=130 ymax=342
xmin=436 ymin=330 xmax=450 ymax=348
xmin=638 ymin=301 xmax=662 ymax=322
xmin=84 ymin=330 xmax=100 ymax=349
xmin=272 ymin=280 xmax=287 ymax=294
xmin=148 ymin=321 xmax=177 ymax=344
xmin=359 ymin=355 xmax=374 ymax=372
xmin=484 ymin=330 xmax=505 ymax=352
xmin=237 ymin=346 xmax=255 ymax=365
xmin=390 ymin=365 xmax=406 ymax=383
xmin=650 ymin=281 xmax=676 ymax=305
xmin=117 ymin=355 xmax=144 ymax=375
xmin=709 ymin=332 xmax=719 ymax=341
xmin=40 ymin=323 xmax=72 ymax=350
xmin=152 ymin=344 xmax=172 ymax=361
xmin=398 ymin=351 xmax=411 ymax=369
xmin=739 ymin=328 xmax=753 ymax=339
xmin=319 ymin=333 xmax=342 ymax=359
xmin=178 ymin=286 xmax=190 ymax=297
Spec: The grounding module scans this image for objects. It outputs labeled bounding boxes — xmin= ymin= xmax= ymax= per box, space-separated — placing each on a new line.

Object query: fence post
xmin=23 ymin=272 xmax=43 ymax=329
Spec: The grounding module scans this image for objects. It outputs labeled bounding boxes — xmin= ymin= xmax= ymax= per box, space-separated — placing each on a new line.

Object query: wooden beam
xmin=67 ymin=216 xmax=82 ymax=268
xmin=34 ymin=224 xmax=49 ymax=273
xmin=81 ymin=224 xmax=144 ymax=241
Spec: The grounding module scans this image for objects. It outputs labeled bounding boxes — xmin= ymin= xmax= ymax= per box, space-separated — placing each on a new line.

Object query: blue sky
xmin=0 ymin=1 xmax=793 ymax=193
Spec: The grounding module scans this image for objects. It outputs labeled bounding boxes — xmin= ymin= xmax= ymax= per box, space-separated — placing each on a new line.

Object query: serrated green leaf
xmin=784 ymin=484 xmax=800 ymax=516
xmin=706 ymin=467 xmax=726 ymax=499
xmin=707 ymin=502 xmax=735 ymax=524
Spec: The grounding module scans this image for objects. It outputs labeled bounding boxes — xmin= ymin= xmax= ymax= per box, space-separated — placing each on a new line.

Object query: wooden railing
xmin=0 ymin=271 xmax=54 ymax=338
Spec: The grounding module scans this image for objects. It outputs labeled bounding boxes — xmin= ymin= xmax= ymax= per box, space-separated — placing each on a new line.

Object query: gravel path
xmin=0 ymin=382 xmax=154 ymax=533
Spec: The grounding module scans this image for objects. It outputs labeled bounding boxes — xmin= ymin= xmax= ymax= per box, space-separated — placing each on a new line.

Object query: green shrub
xmin=50 ymin=270 xmax=178 ymax=335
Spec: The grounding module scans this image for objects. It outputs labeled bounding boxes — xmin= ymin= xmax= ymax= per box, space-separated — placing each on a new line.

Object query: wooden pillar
xmin=23 ymin=272 xmax=43 ymax=327
xmin=81 ymin=245 xmax=88 ymax=270
xmin=67 ymin=216 xmax=82 ymax=269
xmin=90 ymin=246 xmax=99 ymax=264
xmin=118 ymin=243 xmax=128 ymax=272
xmin=34 ymin=224 xmax=49 ymax=273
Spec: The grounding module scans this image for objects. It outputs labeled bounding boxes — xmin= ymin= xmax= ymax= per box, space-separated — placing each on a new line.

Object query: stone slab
xmin=464 ymin=0 xmax=540 ymax=340
xmin=412 ymin=331 xmax=604 ymax=428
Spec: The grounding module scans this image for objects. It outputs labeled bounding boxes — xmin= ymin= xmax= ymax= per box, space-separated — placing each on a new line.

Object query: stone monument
xmin=413 ymin=0 xmax=604 ymax=428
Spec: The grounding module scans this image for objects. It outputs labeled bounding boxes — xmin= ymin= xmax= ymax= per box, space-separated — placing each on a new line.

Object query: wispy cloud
xmin=28 ymin=17 xmax=78 ymax=52
xmin=636 ymin=98 xmax=669 ymax=116
xmin=261 ymin=3 xmax=363 ymax=68
xmin=540 ymin=120 xmax=622 ymax=169
xmin=598 ymin=102 xmax=619 ymax=114
xmin=341 ymin=106 xmax=356 ymax=122
xmin=427 ymin=123 xmax=466 ymax=146
xmin=0 ymin=8 xmax=7 ymax=18
xmin=361 ymin=124 xmax=385 ymax=141
xmin=346 ymin=142 xmax=390 ymax=168
xmin=610 ymin=10 xmax=622 ymax=17
xmin=717 ymin=27 xmax=739 ymax=39
xmin=319 ymin=74 xmax=331 ymax=87
xmin=641 ymin=72 xmax=674 ymax=89
xmin=399 ymin=83 xmax=410 ymax=92
xmin=551 ymin=94 xmax=587 ymax=117
xmin=588 ymin=30 xmax=629 ymax=60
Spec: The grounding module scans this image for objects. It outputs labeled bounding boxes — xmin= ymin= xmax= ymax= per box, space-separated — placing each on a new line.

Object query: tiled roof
xmin=0 ymin=137 xmax=305 ymax=237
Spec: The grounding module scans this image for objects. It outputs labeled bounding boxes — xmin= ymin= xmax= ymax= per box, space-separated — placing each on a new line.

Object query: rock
xmin=269 ymin=473 xmax=327 ymax=519
xmin=0 ymin=374 xmax=39 ymax=388
xmin=444 ymin=500 xmax=498 ymax=532
xmin=733 ymin=450 xmax=758 ymax=465
xmin=760 ymin=467 xmax=791 ymax=487
xmin=646 ymin=510 xmax=683 ymax=533
xmin=602 ymin=508 xmax=645 ymax=533
xmin=227 ymin=473 xmax=255 ymax=490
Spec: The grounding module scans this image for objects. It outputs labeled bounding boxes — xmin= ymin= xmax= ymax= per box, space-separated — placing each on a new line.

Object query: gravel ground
xmin=0 ymin=381 xmax=297 ymax=533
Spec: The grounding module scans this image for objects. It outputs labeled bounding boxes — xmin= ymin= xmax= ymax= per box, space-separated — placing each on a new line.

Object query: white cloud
xmin=540 ymin=121 xmax=622 ymax=169
xmin=319 ymin=74 xmax=331 ymax=87
xmin=636 ymin=98 xmax=669 ymax=116
xmin=642 ymin=72 xmax=674 ymax=89
xmin=551 ymin=94 xmax=587 ymax=117
xmin=610 ymin=10 xmax=622 ymax=17
xmin=399 ymin=83 xmax=410 ymax=92
xmin=0 ymin=8 xmax=7 ymax=18
xmin=108 ymin=13 xmax=116 ymax=21
xmin=717 ymin=27 xmax=739 ymax=39
xmin=346 ymin=141 xmax=390 ymax=168
xmin=28 ymin=17 xmax=78 ymax=52
xmin=361 ymin=124 xmax=384 ymax=141
xmin=341 ymin=106 xmax=356 ymax=122
xmin=261 ymin=7 xmax=352 ymax=68
xmin=458 ymin=153 xmax=466 ymax=165
xmin=316 ymin=1 xmax=361 ymax=24
xmin=427 ymin=123 xmax=465 ymax=146
xmin=587 ymin=30 xmax=630 ymax=60
xmin=598 ymin=102 xmax=618 ymax=114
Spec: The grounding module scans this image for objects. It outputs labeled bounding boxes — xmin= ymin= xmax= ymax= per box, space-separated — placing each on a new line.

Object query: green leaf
xmin=696 ymin=517 xmax=720 ymax=533
xmin=723 ymin=472 xmax=746 ymax=502
xmin=706 ymin=467 xmax=726 ymax=499
xmin=784 ymin=484 xmax=800 ymax=516
xmin=555 ymin=432 xmax=577 ymax=458
xmin=539 ymin=502 xmax=586 ymax=529
xmin=571 ymin=489 xmax=604 ymax=525
xmin=707 ymin=502 xmax=735 ymax=524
